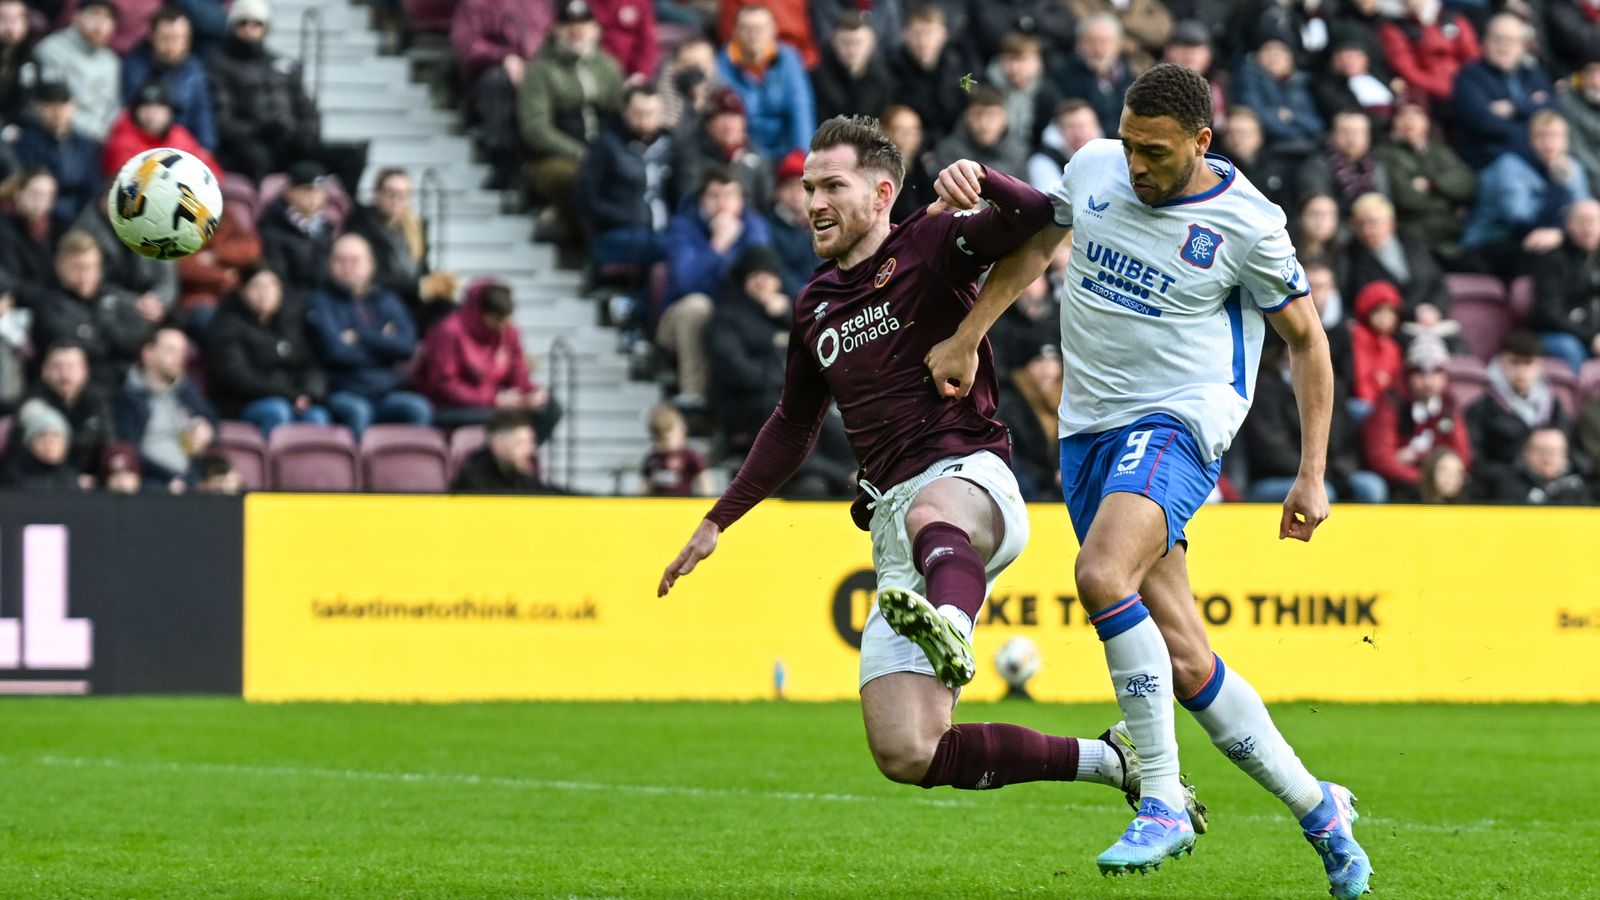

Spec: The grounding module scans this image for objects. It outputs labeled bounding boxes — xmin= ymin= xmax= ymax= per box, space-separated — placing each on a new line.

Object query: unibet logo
xmin=816 ymin=301 xmax=901 ymax=368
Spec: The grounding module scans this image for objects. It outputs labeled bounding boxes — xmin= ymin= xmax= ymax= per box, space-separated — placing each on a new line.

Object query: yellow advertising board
xmin=244 ymin=495 xmax=1600 ymax=702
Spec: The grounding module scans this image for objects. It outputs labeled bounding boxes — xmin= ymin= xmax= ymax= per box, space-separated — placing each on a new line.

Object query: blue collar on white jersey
xmin=1153 ymin=152 xmax=1236 ymax=208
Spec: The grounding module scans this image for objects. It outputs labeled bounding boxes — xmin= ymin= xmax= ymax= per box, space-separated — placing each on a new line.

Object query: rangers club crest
xmin=874 ymin=257 xmax=897 ymax=288
xmin=1181 ymin=223 xmax=1223 ymax=269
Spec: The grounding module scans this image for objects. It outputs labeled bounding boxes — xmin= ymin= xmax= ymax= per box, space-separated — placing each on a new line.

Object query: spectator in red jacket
xmin=1351 ymin=280 xmax=1404 ymax=404
xmin=414 ymin=278 xmax=562 ymax=442
xmin=590 ymin=0 xmax=657 ymax=80
xmin=99 ymin=80 xmax=219 ymax=180
xmin=451 ymin=0 xmax=555 ymax=190
xmin=1378 ymin=0 xmax=1480 ymax=107
xmin=1362 ymin=336 xmax=1473 ymax=497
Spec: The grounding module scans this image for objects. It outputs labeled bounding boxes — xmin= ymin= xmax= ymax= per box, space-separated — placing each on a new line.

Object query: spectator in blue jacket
xmin=1234 ymin=37 xmax=1324 ymax=152
xmin=305 ymin=233 xmax=433 ymax=436
xmin=715 ymin=4 xmax=815 ymax=161
xmin=576 ymin=84 xmax=675 ymax=268
xmin=1451 ymin=14 xmax=1553 ymax=170
xmin=1462 ymin=110 xmax=1593 ymax=254
xmin=113 ymin=325 xmax=220 ymax=493
xmin=119 ymin=7 xmax=217 ymax=151
xmin=658 ymin=167 xmax=772 ymax=409
xmin=10 ymin=82 xmax=102 ymax=229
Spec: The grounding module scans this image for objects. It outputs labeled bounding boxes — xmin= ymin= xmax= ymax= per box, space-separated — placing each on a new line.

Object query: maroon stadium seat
xmin=1507 ymin=275 xmax=1535 ymax=325
xmin=448 ymin=425 xmax=486 ymax=480
xmin=1444 ymin=356 xmax=1489 ymax=411
xmin=1541 ymin=358 xmax=1580 ymax=415
xmin=361 ymin=425 xmax=449 ymax=492
xmin=0 ymin=415 xmax=11 ymax=458
xmin=1451 ymin=301 xmax=1513 ymax=362
xmin=221 ymin=175 xmax=259 ymax=225
xmin=269 ymin=424 xmax=359 ymax=491
xmin=1445 ymin=273 xmax=1508 ymax=306
xmin=404 ymin=0 xmax=453 ymax=33
xmin=1580 ymin=358 xmax=1600 ymax=404
xmin=215 ymin=420 xmax=269 ymax=491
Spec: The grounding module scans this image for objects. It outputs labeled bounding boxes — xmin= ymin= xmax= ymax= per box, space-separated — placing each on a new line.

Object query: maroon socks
xmin=912 ymin=522 xmax=987 ymax=623
xmin=917 ymin=723 xmax=1081 ymax=790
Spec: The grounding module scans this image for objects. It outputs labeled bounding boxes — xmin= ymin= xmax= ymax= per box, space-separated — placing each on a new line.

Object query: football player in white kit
xmin=925 ymin=65 xmax=1372 ymax=896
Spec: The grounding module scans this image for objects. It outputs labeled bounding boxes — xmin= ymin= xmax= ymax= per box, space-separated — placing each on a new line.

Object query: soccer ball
xmin=107 ymin=148 xmax=223 ymax=260
xmin=994 ymin=636 xmax=1041 ymax=688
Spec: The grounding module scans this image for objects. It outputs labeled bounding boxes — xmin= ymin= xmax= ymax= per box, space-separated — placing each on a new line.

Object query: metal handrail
xmin=298 ymin=8 xmax=324 ymax=104
xmin=418 ymin=167 xmax=446 ymax=269
xmin=548 ymin=337 xmax=578 ymax=489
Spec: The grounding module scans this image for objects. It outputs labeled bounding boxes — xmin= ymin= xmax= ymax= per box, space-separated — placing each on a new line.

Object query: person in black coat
xmin=257 ymin=161 xmax=337 ymax=296
xmin=205 ymin=1 xmax=366 ymax=188
xmin=1345 ymin=192 xmax=1451 ymax=326
xmin=0 ymin=167 xmax=64 ymax=288
xmin=27 ymin=231 xmax=156 ymax=396
xmin=343 ymin=167 xmax=455 ymax=335
xmin=0 ymin=0 xmax=37 ymax=126
xmin=451 ymin=409 xmax=554 ymax=493
xmin=707 ymin=246 xmax=789 ymax=455
xmin=0 ymin=399 xmax=82 ymax=490
xmin=882 ymin=103 xmax=940 ymax=223
xmin=576 ymin=86 xmax=677 ymax=268
xmin=6 ymin=339 xmax=114 ymax=484
xmin=1490 ymin=427 xmax=1592 ymax=504
xmin=994 ymin=342 xmax=1061 ymax=501
xmin=1052 ymin=15 xmax=1136 ymax=138
xmin=1466 ymin=330 xmax=1572 ymax=482
xmin=1528 ymin=198 xmax=1600 ymax=373
xmin=811 ymin=12 xmax=895 ymax=122
xmin=989 ymin=273 xmax=1058 ymax=380
xmin=887 ymin=5 xmax=969 ymax=146
xmin=203 ymin=263 xmax=330 ymax=436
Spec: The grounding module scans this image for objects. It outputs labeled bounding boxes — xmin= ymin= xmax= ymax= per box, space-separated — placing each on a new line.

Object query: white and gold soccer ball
xmin=107 ymin=148 xmax=223 ymax=260
xmin=994 ymin=636 xmax=1041 ymax=689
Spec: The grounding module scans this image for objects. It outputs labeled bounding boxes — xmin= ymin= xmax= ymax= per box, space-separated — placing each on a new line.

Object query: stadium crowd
xmin=0 ymin=0 xmax=561 ymax=493
xmin=0 ymin=0 xmax=1597 ymax=505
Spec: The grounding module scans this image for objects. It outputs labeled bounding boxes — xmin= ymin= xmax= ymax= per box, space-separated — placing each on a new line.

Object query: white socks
xmin=1075 ymin=737 xmax=1120 ymax=787
xmin=1091 ymin=594 xmax=1185 ymax=810
xmin=1182 ymin=653 xmax=1323 ymax=819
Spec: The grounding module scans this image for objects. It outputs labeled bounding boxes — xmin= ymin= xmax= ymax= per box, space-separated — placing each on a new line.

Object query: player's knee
xmin=1074 ymin=556 xmax=1134 ymax=609
xmin=868 ymin=732 xmax=938 ymax=784
xmin=902 ymin=504 xmax=946 ymax=543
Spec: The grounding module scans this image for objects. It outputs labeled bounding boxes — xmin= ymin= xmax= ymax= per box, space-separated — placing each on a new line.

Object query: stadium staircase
xmin=264 ymin=0 xmax=660 ymax=494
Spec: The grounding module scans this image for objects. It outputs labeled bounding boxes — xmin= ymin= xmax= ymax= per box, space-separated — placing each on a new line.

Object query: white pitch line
xmin=21 ymin=754 xmax=1543 ymax=837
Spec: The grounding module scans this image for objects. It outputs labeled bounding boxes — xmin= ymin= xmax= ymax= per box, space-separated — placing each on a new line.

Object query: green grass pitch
xmin=2 ymin=698 xmax=1597 ymax=898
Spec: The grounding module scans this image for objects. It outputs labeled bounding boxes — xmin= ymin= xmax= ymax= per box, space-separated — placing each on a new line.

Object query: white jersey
xmin=1044 ymin=138 xmax=1309 ymax=461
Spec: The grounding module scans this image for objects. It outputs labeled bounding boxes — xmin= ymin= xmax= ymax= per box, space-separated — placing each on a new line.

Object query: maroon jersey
xmin=644 ymin=447 xmax=708 ymax=496
xmin=707 ymin=168 xmax=1055 ymax=530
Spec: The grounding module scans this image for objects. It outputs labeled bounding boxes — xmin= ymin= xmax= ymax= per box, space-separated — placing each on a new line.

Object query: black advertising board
xmin=0 ymin=493 xmax=243 ymax=694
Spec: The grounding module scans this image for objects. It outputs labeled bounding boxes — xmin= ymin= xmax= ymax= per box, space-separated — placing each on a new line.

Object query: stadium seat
xmin=448 ymin=425 xmax=486 ymax=480
xmin=215 ymin=421 xmax=269 ymax=491
xmin=221 ymin=175 xmax=260 ymax=225
xmin=269 ymin=424 xmax=360 ymax=491
xmin=1580 ymin=359 xmax=1600 ymax=404
xmin=1444 ymin=356 xmax=1489 ymax=410
xmin=361 ymin=425 xmax=449 ymax=492
xmin=1451 ymin=301 xmax=1514 ymax=362
xmin=1541 ymin=358 xmax=1580 ymax=415
xmin=1507 ymin=276 xmax=1535 ymax=325
xmin=0 ymin=415 xmax=11 ymax=458
xmin=404 ymin=0 xmax=453 ymax=33
xmin=1445 ymin=273 xmax=1508 ymax=306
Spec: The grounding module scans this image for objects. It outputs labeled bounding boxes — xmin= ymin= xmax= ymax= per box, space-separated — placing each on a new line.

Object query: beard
xmin=1136 ymin=155 xmax=1199 ymax=206
xmin=812 ymin=206 xmax=872 ymax=261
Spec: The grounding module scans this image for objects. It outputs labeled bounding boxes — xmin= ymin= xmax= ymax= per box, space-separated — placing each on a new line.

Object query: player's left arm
xmin=1248 ymin=230 xmax=1332 ymax=542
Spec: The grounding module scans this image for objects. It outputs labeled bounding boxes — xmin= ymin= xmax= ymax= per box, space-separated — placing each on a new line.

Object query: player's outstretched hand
xmin=659 ymin=518 xmax=721 ymax=597
xmin=1280 ymin=476 xmax=1330 ymax=542
xmin=932 ymin=159 xmax=986 ymax=212
xmin=924 ymin=334 xmax=979 ymax=399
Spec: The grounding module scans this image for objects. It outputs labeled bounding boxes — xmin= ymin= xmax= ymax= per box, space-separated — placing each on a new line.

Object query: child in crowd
xmin=642 ymin=403 xmax=710 ymax=497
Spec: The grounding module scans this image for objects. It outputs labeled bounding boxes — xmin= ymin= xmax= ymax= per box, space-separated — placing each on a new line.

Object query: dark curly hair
xmin=1123 ymin=63 xmax=1214 ymax=136
xmin=810 ymin=115 xmax=905 ymax=190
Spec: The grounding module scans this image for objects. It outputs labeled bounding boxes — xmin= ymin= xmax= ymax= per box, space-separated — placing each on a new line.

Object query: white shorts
xmin=857 ymin=450 xmax=1030 ymax=690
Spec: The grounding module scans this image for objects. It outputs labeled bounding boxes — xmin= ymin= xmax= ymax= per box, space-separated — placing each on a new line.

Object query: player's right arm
xmin=924 ymin=157 xmax=1076 ymax=398
xmin=659 ymin=316 xmax=832 ymax=597
xmin=924 ymin=223 xmax=1070 ymax=398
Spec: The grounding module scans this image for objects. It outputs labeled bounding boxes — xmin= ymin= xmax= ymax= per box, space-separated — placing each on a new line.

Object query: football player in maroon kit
xmin=658 ymin=115 xmax=1204 ymax=819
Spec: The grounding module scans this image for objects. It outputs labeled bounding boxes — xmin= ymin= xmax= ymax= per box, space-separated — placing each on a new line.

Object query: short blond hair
xmin=1349 ymin=192 xmax=1394 ymax=222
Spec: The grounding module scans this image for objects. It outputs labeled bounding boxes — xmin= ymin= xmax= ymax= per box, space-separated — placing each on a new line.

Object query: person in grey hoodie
xmin=113 ymin=325 xmax=218 ymax=493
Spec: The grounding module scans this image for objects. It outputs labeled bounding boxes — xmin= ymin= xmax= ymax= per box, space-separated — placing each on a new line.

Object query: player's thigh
xmin=1138 ymin=543 xmax=1215 ymax=696
xmin=860 ymin=671 xmax=954 ymax=776
xmin=1075 ymin=491 xmax=1170 ymax=612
